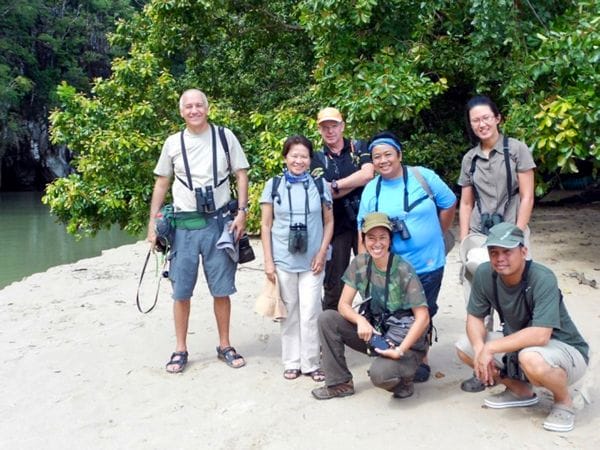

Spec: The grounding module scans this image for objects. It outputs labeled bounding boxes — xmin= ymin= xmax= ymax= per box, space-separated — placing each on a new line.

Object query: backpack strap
xmin=409 ymin=166 xmax=433 ymax=200
xmin=271 ymin=175 xmax=282 ymax=205
xmin=470 ymin=136 xmax=515 ymax=216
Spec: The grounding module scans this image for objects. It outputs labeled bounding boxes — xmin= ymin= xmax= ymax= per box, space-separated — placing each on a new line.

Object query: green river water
xmin=0 ymin=192 xmax=139 ymax=289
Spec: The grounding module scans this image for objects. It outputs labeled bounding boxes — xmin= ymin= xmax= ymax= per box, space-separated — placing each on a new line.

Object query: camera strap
xmin=176 ymin=125 xmax=233 ymax=191
xmin=286 ymin=178 xmax=310 ymax=225
xmin=365 ymin=254 xmax=394 ymax=316
xmin=470 ymin=136 xmax=515 ymax=217
xmin=136 ymin=248 xmax=168 ymax=314
xmin=373 ymin=166 xmax=429 ymax=213
xmin=491 ymin=259 xmax=532 ymax=333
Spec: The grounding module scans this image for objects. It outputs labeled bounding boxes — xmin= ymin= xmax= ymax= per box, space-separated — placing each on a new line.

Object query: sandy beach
xmin=1 ymin=204 xmax=599 ymax=449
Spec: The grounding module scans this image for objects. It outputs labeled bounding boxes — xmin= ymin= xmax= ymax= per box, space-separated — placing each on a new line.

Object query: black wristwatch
xmin=238 ymin=206 xmax=249 ymax=213
xmin=331 ymin=180 xmax=340 ymax=194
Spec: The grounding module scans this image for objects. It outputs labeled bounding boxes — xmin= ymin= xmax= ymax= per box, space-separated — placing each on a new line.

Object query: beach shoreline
xmin=1 ymin=204 xmax=599 ymax=449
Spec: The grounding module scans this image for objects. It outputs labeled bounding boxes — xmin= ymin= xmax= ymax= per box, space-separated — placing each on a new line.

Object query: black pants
xmin=322 ymin=228 xmax=358 ymax=311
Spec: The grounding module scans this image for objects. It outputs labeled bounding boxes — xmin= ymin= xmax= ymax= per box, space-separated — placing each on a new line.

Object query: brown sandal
xmin=306 ymin=369 xmax=325 ymax=382
xmin=283 ymin=369 xmax=301 ymax=380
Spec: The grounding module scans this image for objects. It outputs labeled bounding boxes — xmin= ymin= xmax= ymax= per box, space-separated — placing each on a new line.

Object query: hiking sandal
xmin=284 ymin=369 xmax=301 ymax=380
xmin=306 ymin=369 xmax=325 ymax=382
xmin=216 ymin=346 xmax=246 ymax=368
xmin=166 ymin=351 xmax=188 ymax=373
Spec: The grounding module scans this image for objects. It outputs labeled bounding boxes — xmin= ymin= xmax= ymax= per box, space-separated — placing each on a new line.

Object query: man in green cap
xmin=456 ymin=222 xmax=589 ymax=432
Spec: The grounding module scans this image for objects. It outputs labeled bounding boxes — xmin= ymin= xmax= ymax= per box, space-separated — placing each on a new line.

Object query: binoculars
xmin=391 ymin=218 xmax=411 ymax=240
xmin=195 ymin=186 xmax=216 ymax=214
xmin=481 ymin=212 xmax=503 ymax=235
xmin=288 ymin=223 xmax=308 ymax=254
xmin=343 ymin=196 xmax=361 ymax=222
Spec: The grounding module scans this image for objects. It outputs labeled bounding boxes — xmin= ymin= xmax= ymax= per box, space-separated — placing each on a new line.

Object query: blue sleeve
xmin=420 ymin=167 xmax=456 ymax=209
xmin=259 ymin=178 xmax=274 ymax=204
xmin=357 ymin=177 xmax=378 ymax=230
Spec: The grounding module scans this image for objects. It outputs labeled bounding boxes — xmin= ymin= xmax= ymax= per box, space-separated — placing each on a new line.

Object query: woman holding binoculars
xmin=260 ymin=135 xmax=334 ymax=381
xmin=457 ymin=95 xmax=536 ymax=393
xmin=357 ymin=131 xmax=457 ymax=382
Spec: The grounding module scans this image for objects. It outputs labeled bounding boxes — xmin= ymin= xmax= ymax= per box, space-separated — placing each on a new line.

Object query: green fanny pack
xmin=173 ymin=211 xmax=208 ymax=230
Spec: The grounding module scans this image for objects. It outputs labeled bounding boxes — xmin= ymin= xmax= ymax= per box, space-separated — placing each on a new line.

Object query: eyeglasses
xmin=319 ymin=123 xmax=341 ymax=132
xmin=470 ymin=114 xmax=497 ymax=125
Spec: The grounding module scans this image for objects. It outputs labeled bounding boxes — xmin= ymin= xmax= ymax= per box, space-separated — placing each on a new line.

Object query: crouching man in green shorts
xmin=456 ymin=222 xmax=589 ymax=432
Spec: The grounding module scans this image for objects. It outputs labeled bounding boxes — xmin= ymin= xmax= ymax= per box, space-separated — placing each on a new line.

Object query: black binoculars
xmin=343 ymin=196 xmax=361 ymax=222
xmin=481 ymin=212 xmax=503 ymax=235
xmin=195 ymin=186 xmax=216 ymax=214
xmin=391 ymin=218 xmax=411 ymax=240
xmin=288 ymin=222 xmax=308 ymax=254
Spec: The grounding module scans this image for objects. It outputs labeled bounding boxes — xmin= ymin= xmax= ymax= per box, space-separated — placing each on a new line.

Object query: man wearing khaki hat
xmin=455 ymin=222 xmax=589 ymax=432
xmin=311 ymin=107 xmax=374 ymax=311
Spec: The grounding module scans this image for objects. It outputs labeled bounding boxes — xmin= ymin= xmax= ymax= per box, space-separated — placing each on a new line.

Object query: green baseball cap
xmin=485 ymin=222 xmax=524 ymax=248
xmin=361 ymin=212 xmax=392 ymax=233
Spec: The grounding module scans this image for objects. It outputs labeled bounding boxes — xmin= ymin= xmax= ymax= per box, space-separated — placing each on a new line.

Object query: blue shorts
xmin=418 ymin=266 xmax=444 ymax=319
xmin=168 ymin=218 xmax=237 ymax=300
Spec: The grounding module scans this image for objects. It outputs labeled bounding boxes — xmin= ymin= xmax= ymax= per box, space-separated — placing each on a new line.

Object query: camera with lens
xmin=195 ymin=186 xmax=216 ymax=214
xmin=390 ymin=218 xmax=411 ymax=240
xmin=481 ymin=212 xmax=503 ymax=235
xmin=288 ymin=222 xmax=308 ymax=254
xmin=342 ymin=196 xmax=361 ymax=222
xmin=238 ymin=233 xmax=255 ymax=264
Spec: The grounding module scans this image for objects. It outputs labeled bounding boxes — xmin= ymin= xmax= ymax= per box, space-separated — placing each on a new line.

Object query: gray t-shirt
xmin=458 ymin=134 xmax=536 ymax=233
xmin=154 ymin=126 xmax=249 ymax=212
xmin=260 ymin=176 xmax=332 ymax=272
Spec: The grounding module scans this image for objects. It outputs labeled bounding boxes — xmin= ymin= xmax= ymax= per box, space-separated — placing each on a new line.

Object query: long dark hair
xmin=282 ymin=135 xmax=313 ymax=158
xmin=465 ymin=95 xmax=501 ymax=145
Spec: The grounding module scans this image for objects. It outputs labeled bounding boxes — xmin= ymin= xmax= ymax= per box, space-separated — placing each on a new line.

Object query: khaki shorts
xmin=455 ymin=331 xmax=587 ymax=385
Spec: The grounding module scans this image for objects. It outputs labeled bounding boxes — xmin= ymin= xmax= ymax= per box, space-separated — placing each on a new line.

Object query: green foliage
xmin=503 ymin=1 xmax=600 ymax=194
xmin=44 ymin=0 xmax=600 ymax=236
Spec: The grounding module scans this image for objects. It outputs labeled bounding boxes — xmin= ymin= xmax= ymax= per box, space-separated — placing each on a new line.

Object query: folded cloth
xmin=459 ymin=233 xmax=488 ymax=277
xmin=216 ymin=220 xmax=239 ymax=262
xmin=255 ymin=275 xmax=287 ymax=321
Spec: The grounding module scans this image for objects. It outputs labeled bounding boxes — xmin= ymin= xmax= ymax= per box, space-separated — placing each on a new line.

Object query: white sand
xmin=1 ymin=205 xmax=599 ymax=449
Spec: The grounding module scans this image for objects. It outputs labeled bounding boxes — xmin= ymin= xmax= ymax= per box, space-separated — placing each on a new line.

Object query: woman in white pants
xmin=260 ymin=135 xmax=334 ymax=381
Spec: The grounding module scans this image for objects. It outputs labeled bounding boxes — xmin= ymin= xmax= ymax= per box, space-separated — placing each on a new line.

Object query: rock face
xmin=0 ymin=117 xmax=71 ymax=191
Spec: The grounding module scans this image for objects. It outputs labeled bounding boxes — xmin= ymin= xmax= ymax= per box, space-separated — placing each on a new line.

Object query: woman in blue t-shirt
xmin=357 ymin=130 xmax=457 ymax=382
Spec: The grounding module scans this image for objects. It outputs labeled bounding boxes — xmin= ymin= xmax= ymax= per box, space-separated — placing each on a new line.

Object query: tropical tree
xmin=44 ymin=0 xmax=600 ymax=234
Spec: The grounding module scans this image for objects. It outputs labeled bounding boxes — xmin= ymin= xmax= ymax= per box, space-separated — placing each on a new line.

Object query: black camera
xmin=343 ymin=196 xmax=361 ymax=222
xmin=238 ymin=233 xmax=255 ymax=264
xmin=195 ymin=186 xmax=216 ymax=214
xmin=226 ymin=199 xmax=239 ymax=215
xmin=288 ymin=222 xmax=308 ymax=254
xmin=500 ymin=351 xmax=528 ymax=382
xmin=481 ymin=212 xmax=503 ymax=235
xmin=391 ymin=218 xmax=411 ymax=240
